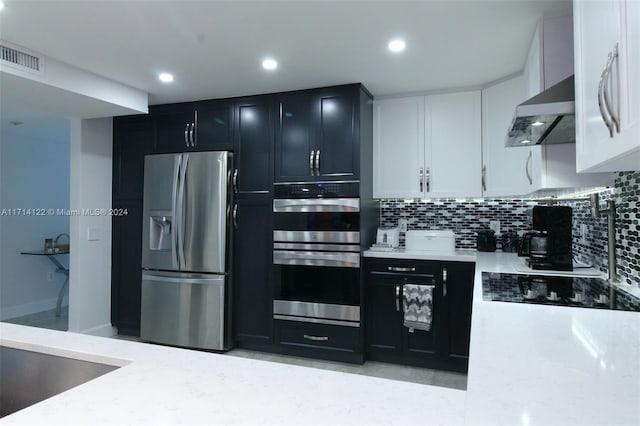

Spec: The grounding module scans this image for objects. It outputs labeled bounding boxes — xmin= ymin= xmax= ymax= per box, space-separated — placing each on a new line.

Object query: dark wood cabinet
xmin=232 ymin=198 xmax=273 ymax=346
xmin=234 ymin=96 xmax=274 ymax=195
xmin=111 ymin=115 xmax=153 ymax=335
xmin=274 ymin=84 xmax=363 ymax=182
xmin=365 ymin=258 xmax=474 ymax=373
xmin=311 ymin=86 xmax=359 ymax=180
xmin=152 ymin=100 xmax=233 ymax=153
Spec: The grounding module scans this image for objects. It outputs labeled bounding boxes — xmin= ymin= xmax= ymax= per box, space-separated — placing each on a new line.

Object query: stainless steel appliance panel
xmin=273 ymin=251 xmax=360 ymax=268
xmin=273 ymin=230 xmax=360 ymax=244
xmin=273 ymin=198 xmax=360 ymax=213
xmin=142 ymin=153 xmax=180 ymax=271
xmin=273 ymin=300 xmax=360 ymax=322
xmin=141 ymin=271 xmax=226 ymax=350
xmin=181 ymin=151 xmax=231 ymax=273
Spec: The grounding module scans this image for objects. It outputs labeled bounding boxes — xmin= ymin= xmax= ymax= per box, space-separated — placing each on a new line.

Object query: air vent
xmin=0 ymin=43 xmax=42 ymax=72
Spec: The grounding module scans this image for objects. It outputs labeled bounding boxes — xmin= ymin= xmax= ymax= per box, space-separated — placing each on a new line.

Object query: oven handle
xmin=273 ymin=251 xmax=360 ymax=268
xmin=273 ymin=198 xmax=360 ymax=213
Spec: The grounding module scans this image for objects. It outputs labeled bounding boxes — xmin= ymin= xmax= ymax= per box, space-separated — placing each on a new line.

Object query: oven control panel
xmin=274 ymin=181 xmax=360 ymax=198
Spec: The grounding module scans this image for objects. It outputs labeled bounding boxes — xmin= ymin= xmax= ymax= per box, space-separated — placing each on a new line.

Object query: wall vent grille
xmin=0 ymin=44 xmax=41 ymax=71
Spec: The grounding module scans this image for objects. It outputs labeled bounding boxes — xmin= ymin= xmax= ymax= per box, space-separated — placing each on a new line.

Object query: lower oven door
xmin=273 ymin=251 xmax=361 ymax=327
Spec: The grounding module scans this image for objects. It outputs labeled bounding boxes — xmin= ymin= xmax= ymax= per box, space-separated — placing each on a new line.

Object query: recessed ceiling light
xmin=262 ymin=58 xmax=278 ymax=71
xmin=519 ymin=139 xmax=532 ymax=144
xmin=388 ymin=39 xmax=406 ymax=53
xmin=158 ymin=72 xmax=174 ymax=83
xmin=532 ymin=121 xmax=545 ymax=127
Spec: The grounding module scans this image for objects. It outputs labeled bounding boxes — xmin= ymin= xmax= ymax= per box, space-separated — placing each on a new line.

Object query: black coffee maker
xmin=519 ymin=206 xmax=573 ymax=271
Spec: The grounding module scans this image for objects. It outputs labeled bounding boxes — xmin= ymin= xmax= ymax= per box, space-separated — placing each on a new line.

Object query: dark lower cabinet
xmin=365 ymin=258 xmax=474 ymax=373
xmin=275 ymin=320 xmax=364 ymax=364
xmin=111 ymin=115 xmax=153 ymax=335
xmin=233 ymin=198 xmax=273 ymax=347
xmin=111 ymin=200 xmax=143 ymax=335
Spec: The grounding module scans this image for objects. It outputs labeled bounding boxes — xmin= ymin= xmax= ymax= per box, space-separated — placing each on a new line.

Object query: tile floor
xmin=2 ymin=307 xmax=68 ymax=331
xmin=228 ymin=348 xmax=467 ymax=390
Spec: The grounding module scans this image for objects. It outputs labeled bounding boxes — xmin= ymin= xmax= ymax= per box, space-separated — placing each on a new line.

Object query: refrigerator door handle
xmin=142 ymin=272 xmax=223 ymax=286
xmin=171 ymin=155 xmax=182 ymax=269
xmin=177 ymin=154 xmax=189 ymax=269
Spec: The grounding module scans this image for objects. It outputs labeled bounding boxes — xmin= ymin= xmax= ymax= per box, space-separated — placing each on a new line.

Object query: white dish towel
xmin=403 ymin=284 xmax=434 ymax=332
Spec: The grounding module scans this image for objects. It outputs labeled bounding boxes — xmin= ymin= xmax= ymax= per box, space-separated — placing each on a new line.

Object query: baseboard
xmin=0 ymin=297 xmax=68 ymax=321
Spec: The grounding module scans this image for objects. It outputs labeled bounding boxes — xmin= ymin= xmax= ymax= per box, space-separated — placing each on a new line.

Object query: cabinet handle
xmin=233 ymin=203 xmax=238 ymax=230
xmin=233 ymin=169 xmax=238 ymax=194
xmin=396 ymin=284 xmax=401 ymax=312
xmin=190 ymin=122 xmax=196 ymax=147
xmin=315 ymin=150 xmax=321 ymax=176
xmin=419 ymin=167 xmax=424 ymax=192
xmin=481 ymin=165 xmax=487 ymax=192
xmin=388 ymin=266 xmax=416 ymax=272
xmin=303 ymin=334 xmax=329 ymax=341
xmin=602 ymin=44 xmax=620 ymax=136
xmin=309 ymin=150 xmax=315 ymax=176
xmin=525 ymin=151 xmax=532 ymax=185
xmin=184 ymin=123 xmax=190 ymax=147
xmin=443 ymin=267 xmax=448 ymax=297
xmin=425 ymin=168 xmax=430 ymax=193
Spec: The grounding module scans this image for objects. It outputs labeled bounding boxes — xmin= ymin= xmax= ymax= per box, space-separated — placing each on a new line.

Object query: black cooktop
xmin=482 ymin=272 xmax=640 ymax=312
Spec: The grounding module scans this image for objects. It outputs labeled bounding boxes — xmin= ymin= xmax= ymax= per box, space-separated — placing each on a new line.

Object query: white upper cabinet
xmin=482 ymin=74 xmax=614 ymax=197
xmin=373 ymin=91 xmax=481 ymax=199
xmin=574 ymin=0 xmax=640 ymax=172
xmin=427 ymin=91 xmax=482 ymax=198
xmin=482 ymin=75 xmax=543 ymax=197
xmin=373 ymin=96 xmax=425 ymax=199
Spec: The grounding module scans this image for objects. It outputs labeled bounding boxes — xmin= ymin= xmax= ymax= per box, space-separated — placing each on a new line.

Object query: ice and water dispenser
xmin=149 ymin=210 xmax=172 ymax=251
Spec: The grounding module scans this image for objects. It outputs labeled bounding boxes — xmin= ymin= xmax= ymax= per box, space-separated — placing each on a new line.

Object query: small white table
xmin=20 ymin=250 xmax=70 ymax=317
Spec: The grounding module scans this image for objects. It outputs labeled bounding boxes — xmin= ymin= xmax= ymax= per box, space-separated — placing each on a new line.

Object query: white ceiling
xmin=0 ymin=0 xmax=572 ymax=107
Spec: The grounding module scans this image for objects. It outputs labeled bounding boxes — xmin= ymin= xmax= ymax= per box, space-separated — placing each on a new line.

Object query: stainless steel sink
xmin=0 ymin=346 xmax=119 ymax=417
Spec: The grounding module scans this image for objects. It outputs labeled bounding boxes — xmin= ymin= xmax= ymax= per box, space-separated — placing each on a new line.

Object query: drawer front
xmin=276 ymin=320 xmax=361 ymax=352
xmin=366 ymin=258 xmax=441 ymax=276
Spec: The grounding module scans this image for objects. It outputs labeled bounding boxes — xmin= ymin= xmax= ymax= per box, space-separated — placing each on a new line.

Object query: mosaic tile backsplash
xmin=380 ymin=171 xmax=640 ymax=288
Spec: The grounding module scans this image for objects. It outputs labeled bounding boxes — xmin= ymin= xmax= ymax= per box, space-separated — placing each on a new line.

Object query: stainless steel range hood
xmin=505 ymin=75 xmax=575 ymax=147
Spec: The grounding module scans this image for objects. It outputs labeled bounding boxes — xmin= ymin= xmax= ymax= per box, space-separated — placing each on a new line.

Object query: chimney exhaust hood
xmin=505 ymin=75 xmax=575 ymax=147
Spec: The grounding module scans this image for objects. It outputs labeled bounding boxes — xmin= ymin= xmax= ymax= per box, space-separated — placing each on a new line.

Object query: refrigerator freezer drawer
xmin=141 ymin=272 xmax=226 ymax=351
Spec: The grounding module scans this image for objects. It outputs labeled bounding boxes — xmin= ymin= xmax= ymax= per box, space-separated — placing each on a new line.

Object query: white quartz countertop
xmin=363 ymin=248 xmax=477 ymax=262
xmin=2 ymin=252 xmax=639 ymax=425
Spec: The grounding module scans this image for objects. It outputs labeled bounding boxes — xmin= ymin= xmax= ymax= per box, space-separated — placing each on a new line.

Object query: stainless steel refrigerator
xmin=140 ymin=151 xmax=233 ymax=351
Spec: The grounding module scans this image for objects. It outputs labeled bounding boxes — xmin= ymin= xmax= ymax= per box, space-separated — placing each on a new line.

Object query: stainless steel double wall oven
xmin=272 ymin=182 xmax=364 ymax=327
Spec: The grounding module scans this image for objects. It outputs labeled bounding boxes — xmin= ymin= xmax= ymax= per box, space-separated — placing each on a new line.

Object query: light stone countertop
xmin=1 ymin=251 xmax=639 ymax=425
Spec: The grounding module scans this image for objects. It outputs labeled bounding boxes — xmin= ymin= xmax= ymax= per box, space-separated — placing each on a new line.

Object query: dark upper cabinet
xmin=275 ymin=84 xmax=363 ymax=182
xmin=152 ymin=100 xmax=233 ymax=153
xmin=274 ymin=92 xmax=313 ymax=182
xmin=311 ymin=87 xmax=359 ymax=180
xmin=233 ymin=198 xmax=273 ymax=345
xmin=365 ymin=258 xmax=474 ymax=373
xmin=234 ymin=96 xmax=274 ymax=195
xmin=112 ymin=115 xmax=153 ymax=200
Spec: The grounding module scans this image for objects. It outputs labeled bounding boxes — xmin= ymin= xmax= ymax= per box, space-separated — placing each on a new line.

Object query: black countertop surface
xmin=482 ymin=272 xmax=640 ymax=312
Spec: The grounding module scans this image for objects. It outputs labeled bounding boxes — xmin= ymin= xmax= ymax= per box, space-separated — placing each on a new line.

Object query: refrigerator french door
xmin=141 ymin=151 xmax=233 ymax=351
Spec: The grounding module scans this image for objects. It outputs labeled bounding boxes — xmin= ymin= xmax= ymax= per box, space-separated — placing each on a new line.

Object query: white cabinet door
xmin=426 ymin=91 xmax=482 ymax=198
xmin=574 ymin=0 xmax=640 ymax=172
xmin=373 ymin=97 xmax=425 ymax=198
xmin=481 ymin=75 xmax=541 ymax=197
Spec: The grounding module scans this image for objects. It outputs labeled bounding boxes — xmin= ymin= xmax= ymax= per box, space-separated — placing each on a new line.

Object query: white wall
xmin=68 ymin=117 xmax=113 ymax=336
xmin=0 ymin=120 xmax=70 ymax=320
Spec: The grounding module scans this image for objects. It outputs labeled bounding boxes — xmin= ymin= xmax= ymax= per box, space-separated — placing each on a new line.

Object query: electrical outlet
xmin=489 ymin=220 xmax=501 ymax=235
xmin=398 ymin=219 xmax=408 ymax=232
xmin=47 ymin=271 xmax=55 ymax=281
xmin=581 ymin=223 xmax=588 ymax=244
xmin=87 ymin=227 xmax=100 ymax=241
